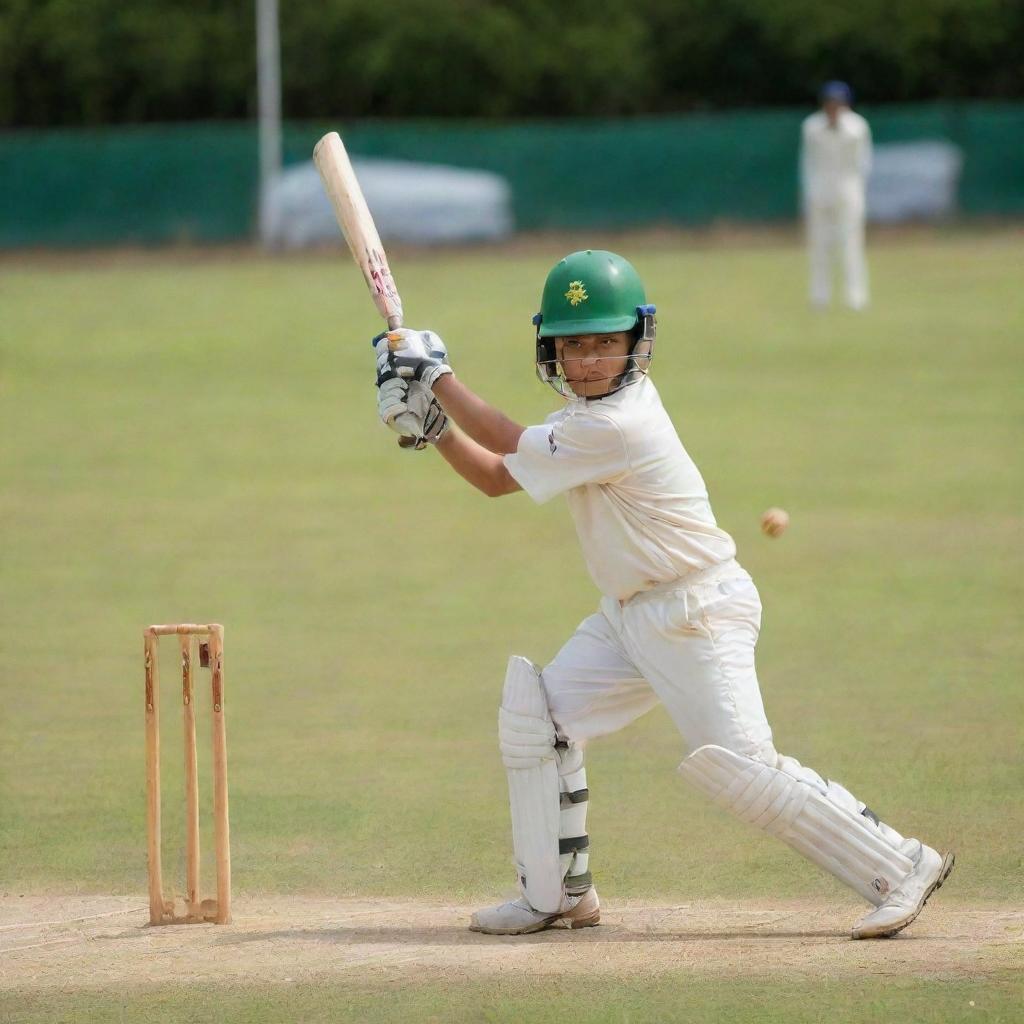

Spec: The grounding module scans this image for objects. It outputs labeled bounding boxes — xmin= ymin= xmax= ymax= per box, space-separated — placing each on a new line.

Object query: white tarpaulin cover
xmin=867 ymin=140 xmax=964 ymax=223
xmin=266 ymin=158 xmax=514 ymax=247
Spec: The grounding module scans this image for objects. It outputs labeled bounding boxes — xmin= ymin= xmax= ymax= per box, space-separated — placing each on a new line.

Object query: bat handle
xmin=386 ymin=314 xmax=409 ymax=447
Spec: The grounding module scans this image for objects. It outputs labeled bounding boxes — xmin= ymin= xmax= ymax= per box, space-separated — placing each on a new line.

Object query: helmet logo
xmin=564 ymin=280 xmax=589 ymax=307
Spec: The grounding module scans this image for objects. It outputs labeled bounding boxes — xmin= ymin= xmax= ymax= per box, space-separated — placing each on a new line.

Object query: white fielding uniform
xmin=800 ymin=108 xmax=872 ymax=310
xmin=502 ymin=375 xmax=922 ymax=908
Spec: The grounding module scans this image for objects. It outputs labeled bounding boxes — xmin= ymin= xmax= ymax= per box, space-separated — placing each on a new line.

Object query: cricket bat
xmin=314 ymin=130 xmax=420 ymax=446
xmin=313 ymin=131 xmax=404 ymax=330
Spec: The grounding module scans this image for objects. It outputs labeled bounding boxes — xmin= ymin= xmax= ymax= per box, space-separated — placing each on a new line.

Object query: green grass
xmin=1 ymin=231 xmax=1022 ymax=1017
xmin=4 ymin=973 xmax=1023 ymax=1024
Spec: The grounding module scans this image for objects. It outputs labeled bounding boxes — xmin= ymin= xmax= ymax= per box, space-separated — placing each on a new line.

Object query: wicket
xmin=144 ymin=623 xmax=231 ymax=925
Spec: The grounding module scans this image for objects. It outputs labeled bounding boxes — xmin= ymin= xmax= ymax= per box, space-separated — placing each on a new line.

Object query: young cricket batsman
xmin=373 ymin=250 xmax=954 ymax=937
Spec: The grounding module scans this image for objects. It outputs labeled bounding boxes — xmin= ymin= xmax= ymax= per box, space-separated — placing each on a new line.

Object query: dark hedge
xmin=1 ymin=0 xmax=1021 ymax=127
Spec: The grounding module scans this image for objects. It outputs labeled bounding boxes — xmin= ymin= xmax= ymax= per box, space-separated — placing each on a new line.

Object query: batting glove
xmin=376 ymin=376 xmax=449 ymax=450
xmin=373 ymin=328 xmax=453 ymax=391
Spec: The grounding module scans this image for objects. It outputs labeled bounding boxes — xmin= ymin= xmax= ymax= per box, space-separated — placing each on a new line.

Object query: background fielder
xmin=801 ymin=81 xmax=873 ymax=310
xmin=373 ymin=249 xmax=953 ymax=938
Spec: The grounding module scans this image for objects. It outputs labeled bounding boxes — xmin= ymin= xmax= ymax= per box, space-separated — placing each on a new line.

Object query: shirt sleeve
xmin=859 ymin=119 xmax=873 ymax=178
xmin=799 ymin=124 xmax=810 ymax=198
xmin=800 ymin=117 xmax=818 ymax=199
xmin=503 ymin=411 xmax=629 ymax=505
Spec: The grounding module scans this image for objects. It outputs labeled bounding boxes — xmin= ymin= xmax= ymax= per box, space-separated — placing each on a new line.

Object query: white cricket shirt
xmin=800 ymin=109 xmax=872 ymax=206
xmin=504 ymin=377 xmax=736 ymax=601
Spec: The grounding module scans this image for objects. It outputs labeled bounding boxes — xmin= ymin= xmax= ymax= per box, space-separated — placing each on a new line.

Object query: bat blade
xmin=313 ymin=131 xmax=403 ymax=329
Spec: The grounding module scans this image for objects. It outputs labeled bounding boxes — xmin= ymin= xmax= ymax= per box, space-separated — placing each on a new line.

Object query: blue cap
xmin=820 ymin=80 xmax=853 ymax=104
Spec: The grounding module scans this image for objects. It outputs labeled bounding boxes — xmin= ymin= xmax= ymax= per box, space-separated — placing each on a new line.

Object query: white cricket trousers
xmin=541 ymin=560 xmax=776 ymax=761
xmin=533 ymin=559 xmax=922 ymax=904
xmin=806 ymin=196 xmax=869 ymax=310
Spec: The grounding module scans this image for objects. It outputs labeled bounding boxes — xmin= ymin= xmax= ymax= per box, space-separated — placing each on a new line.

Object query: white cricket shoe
xmin=851 ymin=846 xmax=955 ymax=939
xmin=469 ymin=887 xmax=600 ymax=935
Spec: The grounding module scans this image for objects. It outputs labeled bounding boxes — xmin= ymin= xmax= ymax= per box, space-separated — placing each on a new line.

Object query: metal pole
xmin=256 ymin=0 xmax=282 ymax=246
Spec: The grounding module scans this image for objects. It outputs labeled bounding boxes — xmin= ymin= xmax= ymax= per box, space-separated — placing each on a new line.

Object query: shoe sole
xmin=852 ymin=851 xmax=955 ymax=940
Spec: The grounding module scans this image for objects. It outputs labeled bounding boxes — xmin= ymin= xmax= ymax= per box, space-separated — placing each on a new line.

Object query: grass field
xmin=1 ymin=229 xmax=1022 ymax=1021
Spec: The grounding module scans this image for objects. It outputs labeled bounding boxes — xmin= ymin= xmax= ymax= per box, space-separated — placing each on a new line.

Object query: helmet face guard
xmin=534 ymin=304 xmax=657 ymax=399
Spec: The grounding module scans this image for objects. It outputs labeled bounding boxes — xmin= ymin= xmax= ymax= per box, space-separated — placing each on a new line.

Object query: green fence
xmin=1 ymin=104 xmax=1022 ymax=247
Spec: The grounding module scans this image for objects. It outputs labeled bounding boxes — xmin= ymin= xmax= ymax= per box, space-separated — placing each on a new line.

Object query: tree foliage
xmin=1 ymin=0 xmax=1021 ymax=126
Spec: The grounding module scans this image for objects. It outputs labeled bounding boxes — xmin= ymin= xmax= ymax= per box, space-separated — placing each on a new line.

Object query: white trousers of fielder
xmin=519 ymin=559 xmax=921 ymax=908
xmin=806 ymin=194 xmax=869 ymax=310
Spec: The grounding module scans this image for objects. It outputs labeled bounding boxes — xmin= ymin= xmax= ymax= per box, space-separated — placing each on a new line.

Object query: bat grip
xmin=384 ymin=314 xmax=407 ymax=446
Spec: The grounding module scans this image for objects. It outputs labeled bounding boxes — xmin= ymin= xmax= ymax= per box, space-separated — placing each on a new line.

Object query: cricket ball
xmin=761 ymin=507 xmax=790 ymax=538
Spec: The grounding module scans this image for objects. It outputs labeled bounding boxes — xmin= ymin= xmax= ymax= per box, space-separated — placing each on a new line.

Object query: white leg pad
xmin=556 ymin=742 xmax=591 ymax=894
xmin=680 ymin=744 xmax=915 ymax=906
xmin=499 ymin=656 xmax=562 ymax=913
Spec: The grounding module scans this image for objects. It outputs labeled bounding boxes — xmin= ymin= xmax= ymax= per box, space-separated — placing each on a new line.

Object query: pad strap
xmin=555 ymin=740 xmax=591 ymax=894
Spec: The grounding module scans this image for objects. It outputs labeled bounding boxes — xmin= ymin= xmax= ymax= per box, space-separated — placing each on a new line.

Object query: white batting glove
xmin=376 ymin=377 xmax=423 ymax=437
xmin=404 ymin=381 xmax=450 ymax=450
xmin=373 ymin=328 xmax=453 ymax=391
xmin=376 ymin=377 xmax=449 ymax=450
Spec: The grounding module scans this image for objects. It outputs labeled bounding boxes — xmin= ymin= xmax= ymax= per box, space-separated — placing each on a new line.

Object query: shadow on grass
xmin=214 ymin=924 xmax=861 ymax=945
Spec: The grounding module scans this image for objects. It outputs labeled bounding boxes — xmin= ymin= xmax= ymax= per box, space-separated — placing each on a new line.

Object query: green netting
xmin=1 ymin=104 xmax=1021 ymax=247
xmin=0 ymin=124 xmax=258 ymax=246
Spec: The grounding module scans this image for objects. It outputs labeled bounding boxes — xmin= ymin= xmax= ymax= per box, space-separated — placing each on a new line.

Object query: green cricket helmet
xmin=532 ymin=250 xmax=656 ymax=398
